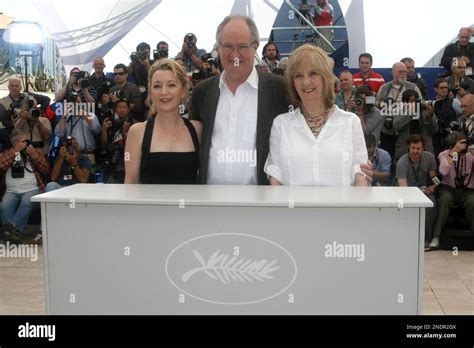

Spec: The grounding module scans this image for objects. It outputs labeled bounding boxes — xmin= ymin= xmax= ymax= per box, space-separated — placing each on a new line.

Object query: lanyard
xmin=409 ymin=155 xmax=423 ymax=187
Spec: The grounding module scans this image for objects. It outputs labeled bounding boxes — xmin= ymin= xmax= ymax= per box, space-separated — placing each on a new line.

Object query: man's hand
xmin=25 ymin=145 xmax=39 ymax=161
xmin=182 ymin=42 xmax=194 ymax=56
xmin=460 ymin=56 xmax=471 ymax=65
xmin=361 ymin=161 xmax=374 ymax=185
xmin=59 ymin=146 xmax=68 ymax=159
xmin=19 ymin=110 xmax=29 ymax=121
xmin=14 ymin=139 xmax=28 ymax=153
xmin=347 ymin=100 xmax=355 ymax=111
xmin=452 ymin=139 xmax=467 ymax=154
xmin=102 ymin=118 xmax=113 ymax=131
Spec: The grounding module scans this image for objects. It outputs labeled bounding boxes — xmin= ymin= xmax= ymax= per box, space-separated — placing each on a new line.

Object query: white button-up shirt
xmin=264 ymin=106 xmax=368 ymax=186
xmin=207 ymin=68 xmax=259 ymax=185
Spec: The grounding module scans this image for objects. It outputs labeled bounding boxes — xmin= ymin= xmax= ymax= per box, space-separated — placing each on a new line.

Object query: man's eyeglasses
xmin=114 ymin=72 xmax=126 ymax=76
xmin=220 ymin=43 xmax=253 ymax=54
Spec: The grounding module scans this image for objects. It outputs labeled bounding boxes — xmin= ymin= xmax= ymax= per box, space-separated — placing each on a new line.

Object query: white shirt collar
xmin=219 ymin=67 xmax=259 ymax=91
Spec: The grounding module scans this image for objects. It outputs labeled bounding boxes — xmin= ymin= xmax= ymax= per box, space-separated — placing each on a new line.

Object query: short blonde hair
xmin=148 ymin=59 xmax=190 ymax=112
xmin=285 ymin=44 xmax=335 ymax=110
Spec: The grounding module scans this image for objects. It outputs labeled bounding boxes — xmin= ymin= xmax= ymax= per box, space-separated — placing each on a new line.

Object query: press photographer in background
xmin=12 ymin=96 xmax=52 ymax=156
xmin=88 ymin=57 xmax=115 ymax=114
xmin=45 ymin=136 xmax=91 ymax=192
xmin=430 ymin=78 xmax=458 ymax=158
xmin=0 ymin=78 xmax=51 ymax=133
xmin=352 ymin=85 xmax=383 ymax=144
xmin=0 ymin=130 xmax=49 ymax=243
xmin=393 ymin=89 xmax=438 ymax=163
xmin=396 ymin=134 xmax=439 ymax=250
xmin=54 ymin=93 xmax=101 ymax=169
xmin=155 ymin=41 xmax=169 ymax=61
xmin=99 ymin=98 xmax=133 ymax=183
xmin=365 ymin=134 xmax=392 ymax=186
xmin=128 ymin=42 xmax=154 ymax=101
xmin=55 ymin=67 xmax=97 ymax=104
xmin=335 ymin=70 xmax=356 ymax=111
xmin=430 ymin=131 xmax=474 ymax=249
xmin=459 ymin=94 xmax=474 ymax=143
xmin=175 ymin=33 xmax=206 ymax=73
xmin=103 ymin=64 xmax=145 ymax=122
xmin=447 ymin=57 xmax=473 ymax=97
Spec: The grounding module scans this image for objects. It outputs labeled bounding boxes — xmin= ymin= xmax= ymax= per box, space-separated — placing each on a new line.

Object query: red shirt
xmin=353 ymin=70 xmax=385 ymax=94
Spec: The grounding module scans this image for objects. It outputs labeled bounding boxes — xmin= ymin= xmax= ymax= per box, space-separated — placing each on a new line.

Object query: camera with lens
xmin=74 ymin=71 xmax=89 ymax=88
xmin=64 ymin=136 xmax=75 ymax=155
xmin=68 ymin=91 xmax=80 ymax=103
xmin=11 ymin=158 xmax=25 ymax=178
xmin=25 ymin=139 xmax=45 ymax=148
xmin=354 ymin=98 xmax=364 ymax=108
xmin=112 ymin=89 xmax=125 ymax=100
xmin=103 ymin=109 xmax=114 ymax=120
xmin=101 ymin=80 xmax=113 ymax=95
xmin=200 ymin=52 xmax=218 ymax=67
xmin=186 ymin=34 xmax=195 ymax=49
xmin=130 ymin=51 xmax=148 ymax=63
xmin=153 ymin=49 xmax=168 ymax=60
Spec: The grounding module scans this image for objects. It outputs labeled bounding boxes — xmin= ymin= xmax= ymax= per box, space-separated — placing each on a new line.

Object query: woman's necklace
xmin=302 ymin=107 xmax=331 ymax=137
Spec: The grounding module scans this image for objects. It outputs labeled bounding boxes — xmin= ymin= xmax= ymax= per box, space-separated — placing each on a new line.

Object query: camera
xmin=153 ymin=49 xmax=168 ymax=60
xmin=64 ymin=136 xmax=75 ymax=155
xmin=11 ymin=159 xmax=25 ymax=178
xmin=186 ymin=34 xmax=195 ymax=48
xmin=30 ymin=108 xmax=41 ymax=118
xmin=200 ymin=51 xmax=218 ymax=67
xmin=68 ymin=91 xmax=80 ymax=103
xmin=25 ymin=139 xmax=45 ymax=148
xmin=130 ymin=51 xmax=148 ymax=62
xmin=101 ymin=80 xmax=113 ymax=95
xmin=103 ymin=109 xmax=114 ymax=120
xmin=73 ymin=71 xmax=89 ymax=88
xmin=354 ymin=98 xmax=364 ymax=107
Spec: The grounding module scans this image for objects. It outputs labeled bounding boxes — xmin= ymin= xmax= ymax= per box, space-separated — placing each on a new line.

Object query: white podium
xmin=32 ymin=184 xmax=432 ymax=314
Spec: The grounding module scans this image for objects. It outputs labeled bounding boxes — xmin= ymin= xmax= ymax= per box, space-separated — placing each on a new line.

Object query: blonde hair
xmin=285 ymin=44 xmax=335 ymax=110
xmin=148 ymin=59 xmax=190 ymax=113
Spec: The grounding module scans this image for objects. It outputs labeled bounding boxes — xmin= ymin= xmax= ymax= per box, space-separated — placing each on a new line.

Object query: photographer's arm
xmin=55 ymin=115 xmax=67 ymax=137
xmin=28 ymin=147 xmax=49 ymax=175
xmin=36 ymin=118 xmax=52 ymax=142
xmin=100 ymin=119 xmax=112 ymax=146
xmin=50 ymin=151 xmax=65 ymax=182
xmin=81 ymin=87 xmax=95 ymax=103
xmin=69 ymin=158 xmax=90 ymax=183
xmin=55 ymin=83 xmax=69 ymax=102
xmin=190 ymin=53 xmax=204 ymax=70
xmin=422 ymin=110 xmax=439 ymax=135
xmin=0 ymin=148 xmax=17 ymax=171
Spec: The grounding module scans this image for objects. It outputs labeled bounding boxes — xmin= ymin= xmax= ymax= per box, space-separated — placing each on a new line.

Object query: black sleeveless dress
xmin=140 ymin=115 xmax=199 ymax=184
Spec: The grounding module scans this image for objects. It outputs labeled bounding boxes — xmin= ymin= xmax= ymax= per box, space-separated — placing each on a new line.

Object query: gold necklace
xmin=302 ymin=108 xmax=330 ymax=137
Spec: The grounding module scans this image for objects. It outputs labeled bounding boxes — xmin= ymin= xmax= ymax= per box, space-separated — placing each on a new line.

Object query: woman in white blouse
xmin=264 ymin=44 xmax=368 ymax=186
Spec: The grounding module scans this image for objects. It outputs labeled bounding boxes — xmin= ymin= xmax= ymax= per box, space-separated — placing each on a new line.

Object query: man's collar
xmin=219 ymin=67 xmax=259 ymax=90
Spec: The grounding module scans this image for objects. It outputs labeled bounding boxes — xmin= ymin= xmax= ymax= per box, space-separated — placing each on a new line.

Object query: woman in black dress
xmin=125 ymin=59 xmax=202 ymax=184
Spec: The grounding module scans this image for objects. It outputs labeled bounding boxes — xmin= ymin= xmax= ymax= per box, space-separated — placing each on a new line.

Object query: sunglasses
xmin=114 ymin=72 xmax=126 ymax=76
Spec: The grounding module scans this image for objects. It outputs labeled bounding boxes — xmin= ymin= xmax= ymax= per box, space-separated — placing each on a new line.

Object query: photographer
xmin=54 ymin=94 xmax=101 ymax=166
xmin=175 ymin=33 xmax=206 ymax=73
xmin=88 ymin=57 xmax=115 ymax=104
xmin=100 ymin=98 xmax=133 ymax=183
xmin=430 ymin=131 xmax=474 ymax=249
xmin=401 ymin=57 xmax=428 ymax=99
xmin=366 ymin=134 xmax=392 ymax=186
xmin=376 ymin=62 xmax=423 ymax=161
xmin=155 ymin=41 xmax=169 ymax=61
xmin=431 ymin=78 xmax=458 ymax=158
xmin=393 ymin=89 xmax=438 ymax=163
xmin=45 ymin=136 xmax=91 ymax=192
xmin=261 ymin=41 xmax=280 ymax=72
xmin=396 ymin=134 xmax=438 ymax=250
xmin=353 ymin=85 xmax=383 ymax=144
xmin=0 ymin=78 xmax=51 ymax=133
xmin=446 ymin=57 xmax=473 ymax=96
xmin=128 ymin=42 xmax=153 ymax=104
xmin=0 ymin=129 xmax=49 ymax=243
xmin=440 ymin=28 xmax=473 ymax=74
xmin=103 ymin=64 xmax=145 ymax=122
xmin=54 ymin=67 xmax=97 ymax=104
xmin=335 ymin=70 xmax=356 ymax=111
xmin=459 ymin=94 xmax=474 ymax=142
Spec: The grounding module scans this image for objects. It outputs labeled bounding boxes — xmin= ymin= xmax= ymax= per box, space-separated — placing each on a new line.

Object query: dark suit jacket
xmin=440 ymin=41 xmax=474 ymax=71
xmin=191 ymin=70 xmax=289 ymax=185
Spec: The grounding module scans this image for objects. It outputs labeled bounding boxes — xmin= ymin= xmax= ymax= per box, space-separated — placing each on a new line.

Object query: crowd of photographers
xmin=0 ymin=24 xmax=473 ymax=248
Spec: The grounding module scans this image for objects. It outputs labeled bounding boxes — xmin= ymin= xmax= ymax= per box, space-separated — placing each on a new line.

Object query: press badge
xmin=63 ymin=175 xmax=73 ymax=181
